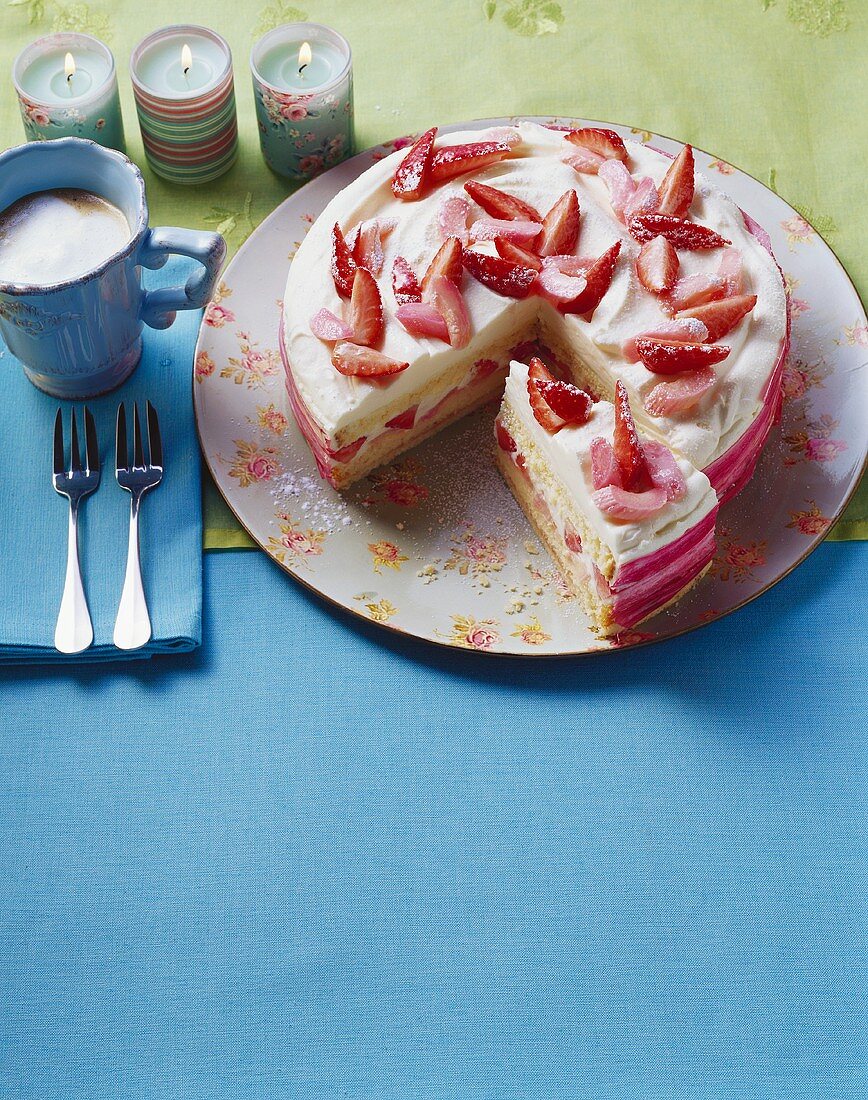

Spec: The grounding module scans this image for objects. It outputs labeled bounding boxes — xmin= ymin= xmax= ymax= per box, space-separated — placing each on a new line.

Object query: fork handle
xmin=55 ymin=502 xmax=93 ymax=654
xmin=113 ymin=497 xmax=151 ymax=651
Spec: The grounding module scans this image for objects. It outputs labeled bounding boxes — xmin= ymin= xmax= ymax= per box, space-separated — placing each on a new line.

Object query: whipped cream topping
xmin=283 ymin=122 xmax=787 ymax=468
xmin=503 ymin=360 xmax=718 ymax=566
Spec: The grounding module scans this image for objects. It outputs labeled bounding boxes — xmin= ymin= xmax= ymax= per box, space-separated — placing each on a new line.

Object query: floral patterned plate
xmin=193 ymin=117 xmax=867 ymax=655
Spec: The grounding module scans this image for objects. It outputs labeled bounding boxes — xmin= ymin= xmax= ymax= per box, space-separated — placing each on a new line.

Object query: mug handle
xmin=138 ymin=227 xmax=227 ymax=330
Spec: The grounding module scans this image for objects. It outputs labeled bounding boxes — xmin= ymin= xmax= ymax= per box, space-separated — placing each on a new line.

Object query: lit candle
xmin=250 ymin=22 xmax=354 ymax=181
xmin=12 ymin=33 xmax=125 ymax=151
xmin=130 ymin=25 xmax=238 ymax=185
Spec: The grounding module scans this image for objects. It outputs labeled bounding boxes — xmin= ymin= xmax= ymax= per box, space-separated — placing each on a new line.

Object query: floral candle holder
xmin=13 ymin=33 xmax=125 ymax=151
xmin=250 ymin=23 xmax=353 ymax=181
xmin=130 ymin=25 xmax=238 ymax=185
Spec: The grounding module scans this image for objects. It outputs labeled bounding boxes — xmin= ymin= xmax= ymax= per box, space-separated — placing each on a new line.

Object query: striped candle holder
xmin=130 ymin=26 xmax=238 ymax=185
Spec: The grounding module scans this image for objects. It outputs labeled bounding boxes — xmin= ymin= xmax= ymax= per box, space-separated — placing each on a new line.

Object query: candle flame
xmin=64 ymin=52 xmax=76 ymax=82
xmin=181 ymin=43 xmax=193 ymax=76
xmin=298 ymin=41 xmax=312 ymax=73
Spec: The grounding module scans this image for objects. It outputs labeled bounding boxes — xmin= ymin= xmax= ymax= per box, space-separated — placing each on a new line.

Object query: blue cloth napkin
xmin=0 ymin=256 xmax=202 ymax=663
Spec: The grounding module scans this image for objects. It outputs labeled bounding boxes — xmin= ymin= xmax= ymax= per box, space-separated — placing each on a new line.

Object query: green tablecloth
xmin=2 ymin=0 xmax=865 ymax=545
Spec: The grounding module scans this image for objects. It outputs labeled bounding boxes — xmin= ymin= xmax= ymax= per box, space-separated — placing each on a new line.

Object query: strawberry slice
xmin=427 ymin=274 xmax=471 ymax=348
xmin=537 ymin=190 xmax=581 ymax=257
xmin=643 ymin=367 xmax=716 ymax=417
xmin=592 ymin=485 xmax=667 ymax=520
xmin=562 ymin=148 xmax=606 ymax=174
xmin=386 ymin=406 xmax=418 ymax=430
xmin=395 ymin=302 xmax=450 ymax=342
xmin=349 ymin=269 xmax=384 ymax=347
xmin=331 ymin=223 xmax=357 ymax=298
xmin=429 ymin=141 xmax=511 ymax=182
xmin=636 ymin=234 xmax=679 ymax=295
xmin=564 ymin=525 xmax=583 ymax=553
xmin=494 ymin=237 xmax=543 ymax=271
xmin=526 ymin=357 xmax=564 ymax=431
xmin=353 ymin=221 xmax=385 ymax=275
xmin=533 ymin=378 xmax=593 ymax=425
xmin=392 ymin=256 xmax=422 ymax=305
xmin=613 ymin=379 xmax=653 ymax=491
xmin=332 ymin=342 xmax=409 ymax=378
xmin=642 ymin=440 xmax=687 ymax=502
xmin=463 ymin=250 xmax=537 ymax=298
xmin=464 ymin=180 xmax=542 ymax=222
xmin=590 ymin=437 xmax=624 ymax=490
xmin=438 ymin=196 xmax=470 ymax=243
xmin=565 ymin=127 xmax=628 ymax=162
xmin=560 ymin=241 xmax=621 ymax=318
xmin=621 ymin=318 xmax=709 ymax=362
xmin=495 ymin=420 xmax=517 ymax=452
xmin=422 ymin=237 xmax=463 ymax=292
xmin=635 ymin=338 xmax=731 ymax=375
xmin=657 ymin=144 xmax=694 ymax=219
xmin=678 ymin=293 xmax=757 ymax=342
xmin=629 ymin=214 xmax=730 ymax=250
xmin=468 ymin=218 xmax=542 ymax=247
xmin=310 ymin=308 xmax=353 ymax=342
xmin=391 ymin=127 xmax=436 ymax=200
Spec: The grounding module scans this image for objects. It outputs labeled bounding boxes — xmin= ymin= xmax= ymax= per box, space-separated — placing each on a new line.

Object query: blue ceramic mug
xmin=0 ymin=137 xmax=226 ymax=397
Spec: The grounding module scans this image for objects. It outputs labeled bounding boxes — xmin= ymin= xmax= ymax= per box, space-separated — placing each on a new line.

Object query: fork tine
xmin=84 ymin=406 xmax=99 ymax=475
xmin=116 ymin=402 xmax=128 ymax=472
xmin=146 ymin=401 xmax=162 ymax=469
xmin=133 ymin=403 xmax=144 ymax=468
xmin=53 ymin=408 xmax=64 ymax=477
xmin=69 ymin=409 xmax=82 ymax=472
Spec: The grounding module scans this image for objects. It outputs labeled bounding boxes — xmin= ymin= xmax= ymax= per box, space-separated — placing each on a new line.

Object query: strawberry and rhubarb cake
xmin=280 ymin=120 xmax=789 ymax=633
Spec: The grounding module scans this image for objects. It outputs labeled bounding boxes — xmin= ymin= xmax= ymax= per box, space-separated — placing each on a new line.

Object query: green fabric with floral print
xmin=1 ymin=0 xmax=865 ymax=544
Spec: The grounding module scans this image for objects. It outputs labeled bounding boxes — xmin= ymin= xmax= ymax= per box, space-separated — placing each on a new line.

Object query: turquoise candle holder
xmin=250 ymin=23 xmax=353 ymax=182
xmin=12 ymin=33 xmax=125 ymax=152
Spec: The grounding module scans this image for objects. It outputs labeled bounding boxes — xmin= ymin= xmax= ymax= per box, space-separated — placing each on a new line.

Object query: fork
xmin=53 ymin=407 xmax=100 ymax=654
xmin=114 ymin=401 xmax=163 ymax=651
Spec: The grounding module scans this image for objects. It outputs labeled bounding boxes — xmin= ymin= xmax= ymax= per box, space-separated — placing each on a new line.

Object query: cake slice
xmin=495 ymin=357 xmax=719 ymax=635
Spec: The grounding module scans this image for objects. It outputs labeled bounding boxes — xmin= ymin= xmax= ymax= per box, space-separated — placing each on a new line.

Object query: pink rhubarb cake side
xmin=495 ymin=357 xmax=719 ymax=635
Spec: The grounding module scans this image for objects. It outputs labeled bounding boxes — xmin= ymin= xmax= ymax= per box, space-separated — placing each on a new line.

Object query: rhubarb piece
xmin=537 ymin=190 xmax=581 ymax=256
xmin=598 ymin=160 xmax=636 ymax=223
xmin=395 ymin=302 xmax=450 ymax=342
xmin=533 ymin=378 xmax=593 ymax=425
xmin=636 ymin=235 xmax=679 ymax=295
xmin=427 ymin=274 xmax=471 ymax=348
xmin=718 ymin=248 xmax=743 ymax=295
xmin=310 ymin=308 xmax=353 ymax=342
xmin=560 ymin=241 xmax=621 ymax=318
xmin=463 ymin=249 xmax=537 ymax=298
xmin=564 ymin=524 xmax=583 ymax=553
xmin=438 ymin=196 xmax=470 ymax=243
xmin=621 ymin=318 xmax=709 ymax=362
xmin=391 ymin=126 xmax=437 ymax=200
xmin=538 ymin=259 xmax=586 ymax=304
xmin=494 ymin=237 xmax=543 ymax=271
xmin=331 ymin=223 xmax=357 ymax=298
xmin=565 ymin=127 xmax=628 ymax=162
xmin=642 ymin=440 xmax=687 ymax=501
xmin=666 ymin=272 xmax=727 ymax=311
xmin=677 ymin=293 xmax=757 ymax=342
xmin=386 ymin=406 xmax=418 ymax=430
xmin=592 ymin=484 xmax=667 ymax=520
xmin=429 ymin=141 xmax=511 ymax=182
xmin=643 ymin=368 xmax=716 ymax=417
xmin=391 ymin=256 xmax=422 ymax=305
xmin=562 ymin=148 xmax=605 ymax=174
xmin=613 ymin=379 xmax=653 ymax=490
xmin=656 ymin=144 xmax=694 ymax=219
xmin=636 ymin=338 xmax=731 ymax=375
xmin=629 ymin=214 xmax=730 ymax=250
xmin=590 ymin=437 xmax=624 ymax=490
xmin=422 ymin=237 xmax=463 ymax=292
xmin=464 ymin=179 xmax=541 ymax=222
xmin=495 ymin=420 xmax=517 ymax=452
xmin=349 ymin=268 xmax=384 ymax=347
xmin=332 ymin=342 xmax=409 ymax=378
xmin=623 ymin=176 xmax=659 ymax=219
xmin=468 ymin=217 xmax=542 ymax=247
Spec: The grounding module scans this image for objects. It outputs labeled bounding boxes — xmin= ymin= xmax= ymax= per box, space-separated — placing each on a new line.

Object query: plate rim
xmin=193 ymin=114 xmax=868 ymax=659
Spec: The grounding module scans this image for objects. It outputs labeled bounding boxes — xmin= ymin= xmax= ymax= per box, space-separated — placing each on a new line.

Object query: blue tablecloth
xmin=1 ymin=542 xmax=865 ymax=1098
